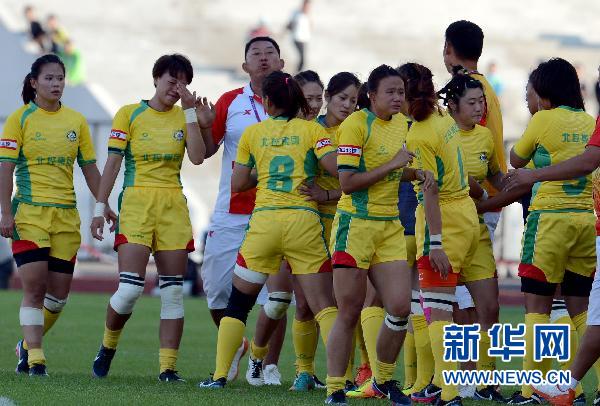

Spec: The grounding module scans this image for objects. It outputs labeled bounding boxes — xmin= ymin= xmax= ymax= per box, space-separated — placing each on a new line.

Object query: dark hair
xmin=529 ymin=58 xmax=585 ymax=110
xmin=326 ymin=72 xmax=361 ymax=98
xmin=262 ymin=71 xmax=309 ymax=120
xmin=244 ymin=36 xmax=281 ymax=59
xmin=22 ymin=54 xmax=65 ymax=104
xmin=152 ymin=54 xmax=193 ymax=84
xmin=367 ymin=64 xmax=401 ymax=94
xmin=437 ymin=72 xmax=483 ymax=109
xmin=397 ymin=62 xmax=439 ymax=122
xmin=294 ymin=70 xmax=324 ymax=89
xmin=356 ymin=82 xmax=370 ymax=110
xmin=445 ymin=20 xmax=484 ymax=61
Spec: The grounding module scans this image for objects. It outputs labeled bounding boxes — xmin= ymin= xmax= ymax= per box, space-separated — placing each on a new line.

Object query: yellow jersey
xmin=315 ymin=115 xmax=341 ymax=216
xmin=407 ymin=110 xmax=469 ymax=203
xmin=513 ymin=106 xmax=595 ymax=211
xmin=336 ymin=109 xmax=408 ymax=220
xmin=459 ymin=124 xmax=500 ymax=185
xmin=235 ymin=116 xmax=335 ymax=212
xmin=0 ymin=102 xmax=96 ymax=207
xmin=108 ymin=101 xmax=187 ymax=188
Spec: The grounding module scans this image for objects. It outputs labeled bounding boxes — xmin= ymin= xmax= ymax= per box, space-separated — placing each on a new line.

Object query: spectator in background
xmin=0 ymin=237 xmax=14 ymax=289
xmin=486 ymin=61 xmax=504 ymax=97
xmin=58 ymin=40 xmax=86 ymax=85
xmin=47 ymin=14 xmax=69 ymax=53
xmin=287 ymin=0 xmax=311 ymax=72
xmin=24 ymin=5 xmax=47 ymax=52
xmin=248 ymin=17 xmax=271 ymax=40
xmin=575 ymin=63 xmax=588 ymax=100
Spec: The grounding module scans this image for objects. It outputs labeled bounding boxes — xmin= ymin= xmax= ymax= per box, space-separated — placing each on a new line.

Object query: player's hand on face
xmin=177 ymin=82 xmax=196 ymax=110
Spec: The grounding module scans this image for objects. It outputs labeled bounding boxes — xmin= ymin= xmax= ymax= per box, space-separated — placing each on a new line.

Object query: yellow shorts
xmin=405 ymin=234 xmax=417 ymax=269
xmin=331 ymin=212 xmax=407 ymax=270
xmin=12 ymin=200 xmax=80 ymax=262
xmin=115 ymin=187 xmax=194 ymax=253
xmin=415 ymin=196 xmax=479 ymax=275
xmin=319 ymin=212 xmax=335 ymax=246
xmin=237 ymin=208 xmax=331 ymax=275
xmin=460 ymin=222 xmax=496 ymax=283
xmin=519 ymin=210 xmax=596 ymax=283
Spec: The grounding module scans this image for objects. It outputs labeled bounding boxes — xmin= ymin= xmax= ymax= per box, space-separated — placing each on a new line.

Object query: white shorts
xmin=456 ymin=285 xmax=475 ymax=310
xmin=587 ymin=237 xmax=600 ymax=326
xmin=200 ymin=223 xmax=268 ymax=309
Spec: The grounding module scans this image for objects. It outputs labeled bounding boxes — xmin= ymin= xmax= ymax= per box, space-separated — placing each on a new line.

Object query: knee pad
xmin=561 ymin=271 xmax=593 ymax=297
xmin=44 ymin=293 xmax=67 ymax=313
xmin=410 ymin=290 xmax=423 ymax=316
xmin=263 ymin=291 xmax=292 ymax=320
xmin=385 ymin=313 xmax=408 ymax=331
xmin=159 ymin=275 xmax=184 ymax=319
xmin=234 ymin=263 xmax=268 ymax=284
xmin=20 ymin=307 xmax=43 ymax=326
xmin=224 ymin=285 xmax=258 ymax=324
xmin=421 ymin=291 xmax=455 ymax=312
xmin=550 ymin=299 xmax=569 ymax=323
xmin=109 ymin=272 xmax=145 ymax=315
xmin=455 ymin=285 xmax=475 ymax=310
xmin=521 ymin=277 xmax=556 ymax=296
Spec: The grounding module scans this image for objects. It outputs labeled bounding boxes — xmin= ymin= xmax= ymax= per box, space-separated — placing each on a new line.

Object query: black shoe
xmin=411 ymin=383 xmax=443 ymax=403
xmin=15 ymin=340 xmax=29 ymax=374
xmin=594 ymin=391 xmax=600 ymax=406
xmin=197 ymin=376 xmax=226 ymax=389
xmin=325 ymin=389 xmax=347 ymax=405
xmin=28 ymin=363 xmax=48 ymax=377
xmin=313 ymin=374 xmax=326 ymax=389
xmin=433 ymin=396 xmax=463 ymax=406
xmin=475 ymin=385 xmax=506 ymax=402
xmin=506 ymin=391 xmax=542 ymax=405
xmin=92 ymin=345 xmax=116 ymax=378
xmin=372 ymin=379 xmax=411 ymax=405
xmin=344 ymin=380 xmax=357 ymax=393
xmin=159 ymin=369 xmax=185 ymax=382
xmin=573 ymin=393 xmax=586 ymax=405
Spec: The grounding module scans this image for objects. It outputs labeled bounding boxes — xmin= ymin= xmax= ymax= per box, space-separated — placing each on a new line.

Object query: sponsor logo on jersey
xmin=0 ymin=139 xmax=17 ymax=150
xmin=66 ymin=130 xmax=77 ymax=142
xmin=173 ymin=130 xmax=184 ymax=141
xmin=338 ymin=145 xmax=362 ymax=156
xmin=480 ymin=152 xmax=488 ymax=162
xmin=110 ymin=129 xmax=127 ymax=141
xmin=316 ymin=138 xmax=332 ymax=150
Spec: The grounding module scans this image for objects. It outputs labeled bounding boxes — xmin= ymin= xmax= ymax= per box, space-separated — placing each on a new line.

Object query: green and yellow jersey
xmin=235 ymin=116 xmax=335 ymax=212
xmin=512 ymin=106 xmax=595 ymax=211
xmin=108 ymin=101 xmax=187 ymax=188
xmin=315 ymin=114 xmax=341 ymax=217
xmin=0 ymin=102 xmax=96 ymax=207
xmin=459 ymin=124 xmax=500 ymax=185
xmin=406 ymin=110 xmax=469 ymax=203
xmin=336 ymin=109 xmax=408 ymax=220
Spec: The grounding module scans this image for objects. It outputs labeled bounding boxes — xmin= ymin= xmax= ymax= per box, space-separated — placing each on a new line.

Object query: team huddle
xmin=1 ymin=19 xmax=600 ymax=406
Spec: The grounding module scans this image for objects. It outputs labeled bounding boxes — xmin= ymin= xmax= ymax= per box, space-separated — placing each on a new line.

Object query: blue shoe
xmin=159 ymin=369 xmax=185 ymax=382
xmin=92 ymin=345 xmax=116 ymax=378
xmin=372 ymin=379 xmax=412 ymax=405
xmin=325 ymin=389 xmax=347 ymax=405
xmin=198 ymin=376 xmax=226 ymax=389
xmin=15 ymin=340 xmax=29 ymax=374
xmin=28 ymin=363 xmax=48 ymax=377
xmin=289 ymin=372 xmax=316 ymax=391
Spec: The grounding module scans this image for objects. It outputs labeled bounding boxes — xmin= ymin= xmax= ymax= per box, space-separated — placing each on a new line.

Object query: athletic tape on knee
xmin=224 ymin=285 xmax=257 ymax=324
xmin=43 ymin=293 xmax=67 ymax=313
xmin=411 ymin=290 xmax=423 ymax=315
xmin=550 ymin=299 xmax=569 ymax=323
xmin=264 ymin=291 xmax=292 ymax=320
xmin=421 ymin=291 xmax=455 ymax=312
xmin=159 ymin=275 xmax=184 ymax=319
xmin=455 ymin=285 xmax=475 ymax=310
xmin=234 ymin=263 xmax=268 ymax=284
xmin=385 ymin=313 xmax=408 ymax=331
xmin=109 ymin=272 xmax=145 ymax=315
xmin=20 ymin=307 xmax=43 ymax=326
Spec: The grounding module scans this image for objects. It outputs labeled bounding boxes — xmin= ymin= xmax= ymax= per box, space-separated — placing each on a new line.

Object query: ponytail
xmin=262 ymin=71 xmax=310 ymax=120
xmin=397 ymin=62 xmax=439 ymax=122
xmin=21 ymin=54 xmax=66 ymax=105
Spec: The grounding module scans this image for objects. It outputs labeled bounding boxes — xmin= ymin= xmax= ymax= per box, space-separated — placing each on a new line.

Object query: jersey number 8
xmin=267 ymin=155 xmax=294 ymax=192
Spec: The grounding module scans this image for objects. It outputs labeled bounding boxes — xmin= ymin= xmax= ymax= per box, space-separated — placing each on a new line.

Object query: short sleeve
xmin=407 ymin=129 xmax=439 ymax=180
xmin=337 ymin=119 xmax=364 ymax=171
xmin=513 ymin=113 xmax=545 ymax=161
xmin=212 ymin=92 xmax=235 ymax=145
xmin=312 ymin=125 xmax=335 ymax=160
xmin=107 ymin=107 xmax=130 ymax=156
xmin=77 ymin=119 xmax=96 ymax=167
xmin=235 ymin=128 xmax=254 ymax=168
xmin=0 ymin=113 xmax=23 ymax=163
xmin=587 ymin=116 xmax=600 ymax=148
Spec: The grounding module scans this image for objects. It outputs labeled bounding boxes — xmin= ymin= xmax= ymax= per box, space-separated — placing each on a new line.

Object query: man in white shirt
xmin=287 ymin=0 xmax=311 ymax=72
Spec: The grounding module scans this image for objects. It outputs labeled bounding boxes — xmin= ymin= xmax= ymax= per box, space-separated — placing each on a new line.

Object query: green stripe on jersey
xmin=334 ymin=212 xmax=352 ymax=253
xmin=20 ymin=103 xmax=38 ymax=127
xmin=521 ymin=211 xmax=541 ymax=264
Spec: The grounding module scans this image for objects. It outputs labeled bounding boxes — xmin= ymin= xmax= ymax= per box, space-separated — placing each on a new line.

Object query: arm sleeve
xmin=336 ymin=119 xmax=364 ymax=171
xmin=513 ymin=113 xmax=544 ymax=161
xmin=107 ymin=107 xmax=130 ymax=156
xmin=77 ymin=119 xmax=97 ymax=167
xmin=0 ymin=113 xmax=23 ymax=163
xmin=313 ymin=125 xmax=335 ymax=160
xmin=235 ymin=129 xmax=255 ymax=168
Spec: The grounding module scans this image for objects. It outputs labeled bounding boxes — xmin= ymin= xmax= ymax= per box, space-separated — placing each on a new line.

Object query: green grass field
xmin=0 ymin=291 xmax=597 ymax=405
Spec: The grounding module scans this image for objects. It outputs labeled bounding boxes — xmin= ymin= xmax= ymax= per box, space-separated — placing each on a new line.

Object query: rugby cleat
xmin=346 ymin=377 xmax=384 ymax=399
xmin=263 ymin=364 xmax=281 ymax=386
xmin=197 ymin=376 xmax=226 ymax=389
xmin=372 ymin=379 xmax=412 ymax=405
xmin=158 ymin=369 xmax=185 ymax=382
xmin=28 ymin=363 xmax=48 ymax=377
xmin=354 ymin=363 xmax=372 ymax=386
xmin=325 ymin=390 xmax=348 ymax=405
xmin=245 ymin=356 xmax=264 ymax=386
xmin=15 ymin=340 xmax=29 ymax=374
xmin=433 ymin=396 xmax=463 ymax=406
xmin=474 ymin=385 xmax=506 ymax=402
xmin=92 ymin=345 xmax=116 ymax=378
xmin=411 ymin=383 xmax=442 ymax=403
xmin=530 ymin=383 xmax=574 ymax=406
xmin=289 ymin=372 xmax=316 ymax=391
xmin=227 ymin=336 xmax=248 ymax=382
xmin=313 ymin=374 xmax=326 ymax=389
xmin=573 ymin=393 xmax=586 ymax=405
xmin=506 ymin=391 xmax=543 ymax=405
